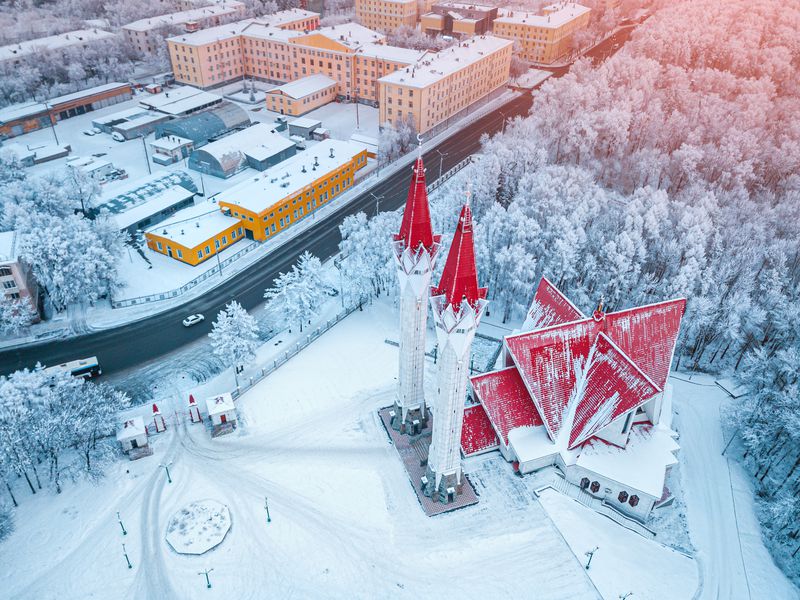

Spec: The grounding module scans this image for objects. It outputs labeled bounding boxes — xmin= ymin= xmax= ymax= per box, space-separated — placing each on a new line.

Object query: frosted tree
xmin=0 ymin=296 xmax=36 ymax=336
xmin=209 ymin=300 xmax=261 ymax=388
xmin=69 ymin=383 xmax=130 ymax=473
xmin=378 ymin=116 xmax=418 ymax=166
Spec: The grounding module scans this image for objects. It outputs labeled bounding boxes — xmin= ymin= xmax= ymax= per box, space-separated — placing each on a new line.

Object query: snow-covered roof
xmin=0 ymin=29 xmax=116 ymax=62
xmin=214 ymin=139 xmax=365 ymax=214
xmin=288 ymin=117 xmax=322 ymax=129
xmin=92 ymin=107 xmax=151 ymax=126
xmin=194 ymin=123 xmax=294 ymax=164
xmin=0 ymin=102 xmax=48 ymax=123
xmin=494 ymin=2 xmax=591 ymax=28
xmin=151 ymin=135 xmax=195 ymax=151
xmin=378 ymin=35 xmax=513 ymax=88
xmin=575 ymin=425 xmax=679 ymax=498
xmin=206 ymin=393 xmax=235 ymax=416
xmin=147 ymin=202 xmax=239 ymax=248
xmin=114 ymin=112 xmax=168 ymax=131
xmin=114 ymin=186 xmax=195 ymax=231
xmin=356 ymin=43 xmax=423 ymax=64
xmin=116 ymin=416 xmax=146 ymax=441
xmin=168 ymin=9 xmax=318 ymax=45
xmin=139 ymin=86 xmax=222 ymax=116
xmin=97 ymin=170 xmax=198 ymax=210
xmin=508 ymin=425 xmax=562 ymax=464
xmin=123 ymin=3 xmax=242 ymax=32
xmin=48 ymin=82 xmax=131 ymax=106
xmin=313 ymin=23 xmax=386 ymax=49
xmin=68 ymin=156 xmax=113 ymax=173
xmin=470 ymin=366 xmax=542 ymax=446
xmin=461 ymin=403 xmax=500 ymax=456
xmin=521 ymin=275 xmax=585 ymax=332
xmin=268 ymin=74 xmax=337 ymax=99
xmin=0 ymin=230 xmax=17 ymax=262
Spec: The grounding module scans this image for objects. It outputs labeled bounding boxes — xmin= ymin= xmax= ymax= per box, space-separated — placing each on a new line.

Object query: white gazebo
xmin=116 ymin=416 xmax=148 ymax=456
xmin=206 ymin=393 xmax=237 ymax=430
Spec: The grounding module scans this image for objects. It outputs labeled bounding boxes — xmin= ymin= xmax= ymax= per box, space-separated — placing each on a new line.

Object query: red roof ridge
xmin=595 ymin=331 xmax=662 ymax=393
xmin=505 ymin=315 xmax=593 ymax=342
xmin=394 ymin=155 xmax=436 ymax=252
xmin=539 ymin=275 xmax=586 ymax=317
xmin=607 ymin=297 xmax=687 ymax=319
xmin=432 ymin=203 xmax=487 ymax=309
xmin=469 ymin=365 xmax=518 ymax=383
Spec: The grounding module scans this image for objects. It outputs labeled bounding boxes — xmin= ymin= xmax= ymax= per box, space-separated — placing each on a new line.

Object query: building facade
xmin=355 ymin=0 xmax=418 ymax=32
xmin=378 ymin=35 xmax=513 ymax=135
xmin=493 ymin=2 xmax=591 ymax=64
xmin=0 ymin=231 xmax=39 ymax=318
xmin=265 ymin=74 xmax=338 ymax=115
xmin=420 ymin=2 xmax=498 ymax=38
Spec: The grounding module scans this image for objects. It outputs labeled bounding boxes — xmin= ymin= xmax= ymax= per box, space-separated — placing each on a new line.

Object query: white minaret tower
xmin=423 ymin=201 xmax=488 ymax=503
xmin=390 ymin=148 xmax=440 ymax=434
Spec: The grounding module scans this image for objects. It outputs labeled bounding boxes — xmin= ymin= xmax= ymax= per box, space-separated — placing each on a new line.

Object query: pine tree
xmin=208 ymin=300 xmax=260 ymax=388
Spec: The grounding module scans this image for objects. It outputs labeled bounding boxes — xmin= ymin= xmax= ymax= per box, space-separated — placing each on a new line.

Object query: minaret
xmin=424 ymin=201 xmax=488 ymax=502
xmin=390 ymin=148 xmax=440 ymax=434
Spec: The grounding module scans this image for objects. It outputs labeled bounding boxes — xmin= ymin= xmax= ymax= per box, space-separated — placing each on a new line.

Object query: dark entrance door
xmin=244 ymin=229 xmax=254 ymax=240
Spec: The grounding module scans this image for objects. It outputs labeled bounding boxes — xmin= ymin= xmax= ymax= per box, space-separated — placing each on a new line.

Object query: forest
xmin=337 ymin=0 xmax=800 ymax=579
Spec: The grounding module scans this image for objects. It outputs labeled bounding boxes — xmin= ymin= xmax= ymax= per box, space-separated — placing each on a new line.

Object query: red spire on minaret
xmin=433 ymin=203 xmax=487 ymax=308
xmin=395 ymin=155 xmax=437 ymax=251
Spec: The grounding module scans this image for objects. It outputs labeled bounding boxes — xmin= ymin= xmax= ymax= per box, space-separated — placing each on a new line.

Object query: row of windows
xmin=579 ymin=478 xmax=641 ymax=507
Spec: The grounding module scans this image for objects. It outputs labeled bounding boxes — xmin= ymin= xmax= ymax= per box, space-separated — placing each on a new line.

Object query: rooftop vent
xmin=196 ymin=222 xmax=200 ymax=228
xmin=302 ymin=165 xmax=307 ymax=173
xmin=329 ymin=148 xmax=335 ymax=158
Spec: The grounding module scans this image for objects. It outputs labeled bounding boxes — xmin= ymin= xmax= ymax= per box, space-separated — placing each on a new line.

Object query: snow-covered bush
xmin=0 ymin=503 xmax=12 ymax=542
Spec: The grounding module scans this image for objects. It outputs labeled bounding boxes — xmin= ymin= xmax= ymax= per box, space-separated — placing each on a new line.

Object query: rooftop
xmin=0 ymin=102 xmax=48 ymax=123
xmin=288 ymin=116 xmax=322 ymax=129
xmin=48 ymin=82 xmax=131 ymax=106
xmin=215 ymin=139 xmax=365 ymax=214
xmin=206 ymin=393 xmax=235 ymax=415
xmin=196 ymin=122 xmax=294 ymax=161
xmin=0 ymin=29 xmax=116 ymax=62
xmin=139 ymin=86 xmax=222 ymax=115
xmin=268 ymin=74 xmax=337 ymax=99
xmin=312 ymin=23 xmax=386 ymax=49
xmin=147 ymin=201 xmax=239 ymax=248
xmin=113 ymin=186 xmax=196 ymax=231
xmin=116 ymin=416 xmax=146 ymax=441
xmin=0 ymin=230 xmax=17 ymax=262
xmin=168 ymin=9 xmax=318 ymax=45
xmin=378 ymin=35 xmax=513 ymax=88
xmin=97 ymin=170 xmax=198 ymax=213
xmin=495 ymin=2 xmax=591 ymax=27
xmin=356 ymin=42 xmax=424 ymax=64
xmin=123 ymin=3 xmax=243 ymax=32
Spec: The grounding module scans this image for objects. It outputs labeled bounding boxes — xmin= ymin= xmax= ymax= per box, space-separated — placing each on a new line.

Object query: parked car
xmin=111 ymin=131 xmax=125 ymax=142
xmin=92 ymin=127 xmax=102 ymax=134
xmin=182 ymin=314 xmax=205 ymax=327
xmin=82 ymin=129 xmax=96 ymax=136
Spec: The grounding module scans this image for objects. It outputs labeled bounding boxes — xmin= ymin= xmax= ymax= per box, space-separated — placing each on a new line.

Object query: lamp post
xmin=498 ymin=110 xmax=508 ymax=134
xmin=198 ymin=568 xmax=214 ymax=589
xmin=333 ymin=255 xmax=346 ymax=307
xmin=45 ymin=104 xmax=59 ymax=146
xmin=141 ymin=134 xmax=152 ymax=175
xmin=159 ymin=462 xmax=173 ymax=484
xmin=369 ymin=192 xmax=383 ymax=216
xmin=122 ymin=543 xmax=132 ymax=569
xmin=584 ymin=546 xmax=599 ymax=570
xmin=117 ymin=511 xmax=127 ymax=536
xmin=264 ymin=496 xmax=271 ymax=523
xmin=435 ymin=149 xmax=448 ymax=181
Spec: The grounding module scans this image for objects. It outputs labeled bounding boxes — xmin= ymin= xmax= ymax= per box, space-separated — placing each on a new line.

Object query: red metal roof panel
xmin=470 ymin=367 xmax=542 ymax=445
xmin=461 ymin=403 xmax=500 ymax=456
xmin=523 ymin=276 xmax=585 ymax=331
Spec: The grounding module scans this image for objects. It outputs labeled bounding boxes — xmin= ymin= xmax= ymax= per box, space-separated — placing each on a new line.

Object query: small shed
xmin=116 ymin=416 xmax=148 ymax=453
xmin=206 ymin=393 xmax=237 ymax=427
xmin=288 ymin=117 xmax=322 ymax=140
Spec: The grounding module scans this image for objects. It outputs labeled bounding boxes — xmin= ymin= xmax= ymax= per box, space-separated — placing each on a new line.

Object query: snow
xmin=509 ymin=424 xmax=560 ymax=463
xmin=139 ymin=87 xmax=222 ymax=116
xmin=378 ymin=36 xmax=514 ymax=88
xmin=165 ymin=500 xmax=232 ymax=555
xmin=123 ymin=4 xmax=242 ymax=31
xmin=671 ymin=374 xmax=798 ymax=600
xmin=538 ymin=487 xmax=698 ymax=600
xmin=575 ymin=426 xmax=679 ymax=498
xmin=116 ymin=416 xmax=146 ymax=441
xmin=147 ymin=201 xmax=239 ymax=248
xmin=513 ymin=68 xmax=553 ymax=89
xmin=356 ymin=42 xmax=424 ymax=64
xmin=269 ymin=74 xmax=337 ymax=99
xmin=0 ymin=29 xmax=116 ymax=62
xmin=288 ymin=116 xmax=322 ymax=130
xmin=205 ymin=393 xmax=235 ymax=416
xmin=48 ymin=82 xmax=131 ymax=106
xmin=0 ymin=102 xmax=48 ymax=122
xmin=112 ymin=186 xmax=195 ymax=232
xmin=196 ymin=123 xmax=293 ymax=163
xmin=495 ymin=3 xmax=591 ymax=28
xmin=214 ymin=139 xmax=365 ymax=213
xmin=0 ymin=230 xmax=16 ymax=262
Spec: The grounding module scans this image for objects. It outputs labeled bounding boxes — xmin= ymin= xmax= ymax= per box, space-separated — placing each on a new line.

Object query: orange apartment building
xmin=493 ymin=2 xmax=591 ymax=64
xmin=378 ymin=34 xmax=513 ymax=135
xmin=265 ymin=74 xmax=338 ymax=115
xmin=355 ymin=0 xmax=418 ymax=32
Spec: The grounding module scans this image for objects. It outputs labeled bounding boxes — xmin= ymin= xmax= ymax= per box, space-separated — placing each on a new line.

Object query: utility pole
xmin=48 ymin=108 xmax=60 ymax=146
xmin=619 ymin=593 xmax=634 ymax=600
xmin=498 ymin=110 xmax=508 ymax=134
xmin=369 ymin=192 xmax=383 ymax=216
xmin=216 ymin=250 xmax=223 ymax=278
xmin=584 ymin=546 xmax=599 ymax=570
xmin=264 ymin=496 xmax=271 ymax=523
xmin=435 ymin=149 xmax=448 ymax=181
xmin=117 ymin=511 xmax=127 ymax=536
xmin=354 ymin=88 xmax=360 ymax=130
xmin=198 ymin=568 xmax=214 ymax=589
xmin=141 ymin=135 xmax=152 ymax=175
xmin=122 ymin=543 xmax=132 ymax=569
xmin=159 ymin=462 xmax=173 ymax=484
xmin=199 ymin=172 xmax=206 ymax=196
xmin=333 ymin=255 xmax=345 ymax=307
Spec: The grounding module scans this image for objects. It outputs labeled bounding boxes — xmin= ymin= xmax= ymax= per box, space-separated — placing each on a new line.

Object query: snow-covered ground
xmin=671 ymin=374 xmax=799 ymax=600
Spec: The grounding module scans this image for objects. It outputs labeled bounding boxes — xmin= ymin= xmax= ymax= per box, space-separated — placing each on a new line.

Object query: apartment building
xmin=378 ymin=35 xmax=513 ymax=135
xmin=265 ymin=74 xmax=338 ymax=115
xmin=420 ymin=2 xmax=498 ymax=38
xmin=0 ymin=29 xmax=116 ymax=67
xmin=145 ymin=140 xmax=368 ymax=264
xmin=123 ymin=2 xmax=246 ymax=55
xmin=355 ymin=0 xmax=418 ymax=32
xmin=0 ymin=231 xmax=39 ymax=318
xmin=493 ymin=2 xmax=591 ymax=64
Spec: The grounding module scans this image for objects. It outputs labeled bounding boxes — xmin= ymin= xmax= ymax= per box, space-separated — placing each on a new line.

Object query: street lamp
xmin=117 ymin=511 xmax=127 ymax=536
xmin=45 ymin=103 xmax=59 ymax=146
xmin=498 ymin=110 xmax=508 ymax=134
xmin=584 ymin=546 xmax=599 ymax=570
xmin=264 ymin=496 xmax=272 ymax=523
xmin=140 ymin=134 xmax=152 ymax=175
xmin=159 ymin=462 xmax=173 ymax=484
xmin=122 ymin=543 xmax=133 ymax=569
xmin=369 ymin=192 xmax=384 ymax=216
xmin=435 ymin=149 xmax=449 ymax=181
xmin=198 ymin=568 xmax=214 ymax=589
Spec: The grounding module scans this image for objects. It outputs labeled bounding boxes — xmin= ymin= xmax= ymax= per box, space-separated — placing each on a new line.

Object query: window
xmin=628 ymin=495 xmax=639 ymax=507
xmin=177 ymin=249 xmax=183 ymax=258
xmin=618 ymin=491 xmax=628 ymax=503
xmin=2 ymin=281 xmax=15 ymax=289
xmin=590 ymin=481 xmax=600 ymax=494
xmin=205 ymin=246 xmax=210 ymax=255
xmin=222 ymin=236 xmax=227 ymax=244
xmin=232 ymin=230 xmax=237 ymax=239
xmin=197 ymin=250 xmax=203 ymax=259
xmin=580 ymin=477 xmax=590 ymax=490
xmin=215 ymin=240 xmax=220 ymax=249
xmin=157 ymin=241 xmax=163 ymax=250
xmin=238 ymin=227 xmax=243 ymax=235
xmin=0 ymin=267 xmax=11 ymax=277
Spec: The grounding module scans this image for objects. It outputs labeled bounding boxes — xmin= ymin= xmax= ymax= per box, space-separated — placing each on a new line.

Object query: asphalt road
xmin=0 ymin=24 xmax=638 ymax=377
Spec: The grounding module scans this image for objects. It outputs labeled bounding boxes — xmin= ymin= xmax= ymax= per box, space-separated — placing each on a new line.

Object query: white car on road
xmin=182 ymin=314 xmax=205 ymax=327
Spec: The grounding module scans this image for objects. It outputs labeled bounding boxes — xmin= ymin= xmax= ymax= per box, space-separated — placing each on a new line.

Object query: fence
xmin=111 ymin=241 xmax=262 ymax=308
xmin=231 ymin=299 xmax=367 ymax=400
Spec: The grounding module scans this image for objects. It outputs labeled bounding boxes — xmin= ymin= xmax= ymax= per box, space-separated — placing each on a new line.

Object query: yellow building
xmin=266 ymin=74 xmax=338 ymax=115
xmin=145 ymin=140 xmax=369 ymax=264
xmin=378 ymin=35 xmax=513 ymax=135
xmin=355 ymin=0 xmax=418 ymax=33
xmin=493 ymin=2 xmax=591 ymax=65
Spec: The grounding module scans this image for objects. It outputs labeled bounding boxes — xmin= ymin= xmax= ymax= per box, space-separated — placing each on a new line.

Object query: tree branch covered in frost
xmin=0 ymin=296 xmax=36 ymax=336
xmin=264 ymin=251 xmax=327 ymax=332
xmin=377 ymin=116 xmax=417 ymax=166
xmin=208 ymin=300 xmax=261 ymax=372
xmin=385 ymin=26 xmax=455 ymax=52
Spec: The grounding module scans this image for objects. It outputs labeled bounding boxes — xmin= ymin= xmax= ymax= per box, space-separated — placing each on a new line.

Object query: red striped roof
xmin=523 ymin=276 xmax=585 ymax=331
xmin=461 ymin=403 xmax=500 ymax=456
xmin=470 ymin=367 xmax=542 ymax=445
xmin=433 ymin=204 xmax=487 ymax=309
xmin=395 ymin=156 xmax=437 ymax=252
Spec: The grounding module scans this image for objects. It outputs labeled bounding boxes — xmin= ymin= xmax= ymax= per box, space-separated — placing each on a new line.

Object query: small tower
xmin=188 ymin=394 xmax=202 ymax=423
xmin=152 ymin=403 xmax=167 ymax=433
xmin=390 ymin=148 xmax=440 ymax=434
xmin=423 ymin=202 xmax=488 ymax=502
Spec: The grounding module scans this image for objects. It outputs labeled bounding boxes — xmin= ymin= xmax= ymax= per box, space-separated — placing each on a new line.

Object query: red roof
xmin=461 ymin=403 xmax=500 ymax=456
xmin=395 ymin=156 xmax=437 ymax=252
xmin=524 ymin=276 xmax=585 ymax=330
xmin=471 ymin=367 xmax=542 ymax=445
xmin=152 ymin=403 xmax=160 ymax=415
xmin=432 ymin=204 xmax=487 ymax=309
xmin=482 ymin=279 xmax=685 ymax=451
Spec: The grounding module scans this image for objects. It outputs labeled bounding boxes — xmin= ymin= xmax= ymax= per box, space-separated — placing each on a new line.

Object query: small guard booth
xmin=206 ymin=393 xmax=237 ymax=436
xmin=116 ymin=416 xmax=151 ymax=459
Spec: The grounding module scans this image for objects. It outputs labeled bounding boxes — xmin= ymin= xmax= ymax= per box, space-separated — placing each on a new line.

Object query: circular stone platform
xmin=165 ymin=500 xmax=231 ymax=555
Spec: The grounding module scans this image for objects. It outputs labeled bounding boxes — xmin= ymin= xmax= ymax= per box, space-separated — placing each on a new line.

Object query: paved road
xmin=0 ymin=24 xmax=637 ymax=378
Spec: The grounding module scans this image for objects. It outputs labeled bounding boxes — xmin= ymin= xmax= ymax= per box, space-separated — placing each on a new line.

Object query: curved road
xmin=0 ymin=25 xmax=636 ymax=378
